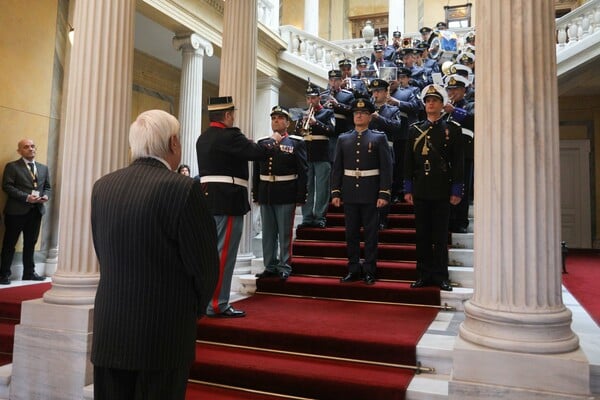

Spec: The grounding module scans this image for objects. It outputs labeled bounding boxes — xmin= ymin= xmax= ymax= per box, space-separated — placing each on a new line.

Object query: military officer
xmin=321 ymin=69 xmax=355 ymax=159
xmin=391 ymin=30 xmax=402 ymax=51
xmin=370 ymin=44 xmax=396 ymax=70
xmin=296 ymin=84 xmax=336 ymax=229
xmin=331 ymin=99 xmax=393 ymax=285
xmin=398 ymin=48 xmax=426 ymax=89
xmin=254 ymin=106 xmax=308 ymax=281
xmin=403 ymin=84 xmax=464 ymax=291
xmin=443 ymin=74 xmax=474 ymax=233
xmin=419 ymin=26 xmax=434 ymax=45
xmin=416 ymin=41 xmax=440 ymax=85
xmin=338 ymin=58 xmax=369 ymax=98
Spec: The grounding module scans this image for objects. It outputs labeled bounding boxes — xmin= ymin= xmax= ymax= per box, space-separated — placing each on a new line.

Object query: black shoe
xmin=340 ymin=272 xmax=362 ymax=283
xmin=297 ymin=222 xmax=314 ymax=229
xmin=22 ymin=272 xmax=45 ymax=281
xmin=364 ymin=273 xmax=376 ymax=285
xmin=378 ymin=223 xmax=387 ymax=231
xmin=316 ymin=221 xmax=326 ymax=229
xmin=410 ymin=279 xmax=428 ymax=288
xmin=439 ymin=280 xmax=453 ymax=291
xmin=255 ymin=270 xmax=278 ymax=278
xmin=279 ymin=271 xmax=290 ymax=281
xmin=208 ymin=306 xmax=246 ymax=318
xmin=0 ymin=275 xmax=10 ymax=285
xmin=451 ymin=226 xmax=468 ymax=234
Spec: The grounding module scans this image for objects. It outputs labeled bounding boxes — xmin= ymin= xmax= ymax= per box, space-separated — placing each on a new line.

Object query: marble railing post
xmin=219 ymin=0 xmax=258 ymax=267
xmin=173 ymin=33 xmax=213 ymax=177
xmin=10 ymin=1 xmax=135 ymax=399
xmin=449 ymin=1 xmax=591 ymax=399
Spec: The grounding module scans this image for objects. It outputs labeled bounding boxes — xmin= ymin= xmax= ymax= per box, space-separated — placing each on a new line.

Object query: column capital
xmin=257 ymin=76 xmax=282 ymax=90
xmin=173 ymin=32 xmax=214 ymax=57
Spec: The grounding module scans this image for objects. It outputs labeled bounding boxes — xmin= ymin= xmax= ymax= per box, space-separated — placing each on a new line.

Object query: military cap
xmin=351 ymin=98 xmax=375 ymax=113
xmin=207 ymin=96 xmax=235 ymax=111
xmin=436 ymin=21 xmax=448 ymax=29
xmin=393 ymin=57 xmax=404 ymax=67
xmin=398 ymin=48 xmax=417 ymax=57
xmin=459 ymin=52 xmax=475 ymax=64
xmin=419 ymin=26 xmax=433 ymax=34
xmin=338 ymin=58 xmax=353 ymax=68
xmin=445 ymin=74 xmax=470 ymax=89
xmin=270 ymin=105 xmax=290 ymax=120
xmin=415 ymin=42 xmax=429 ymax=50
xmin=397 ymin=67 xmax=412 ymax=77
xmin=373 ymin=44 xmax=384 ymax=52
xmin=450 ymin=63 xmax=472 ymax=78
xmin=369 ymin=78 xmax=389 ymax=91
xmin=356 ymin=56 xmax=369 ymax=66
xmin=464 ymin=44 xmax=476 ymax=54
xmin=306 ymin=84 xmax=321 ymax=97
xmin=328 ymin=69 xmax=343 ymax=79
xmin=392 ymin=30 xmax=402 ymax=38
xmin=421 ymin=84 xmax=448 ymax=105
xmin=465 ymin=30 xmax=476 ymax=44
xmin=377 ymin=34 xmax=387 ymax=41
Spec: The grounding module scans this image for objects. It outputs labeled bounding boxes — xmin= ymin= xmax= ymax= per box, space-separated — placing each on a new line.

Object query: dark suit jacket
xmin=90 ymin=157 xmax=219 ymax=370
xmin=2 ymin=159 xmax=51 ymax=216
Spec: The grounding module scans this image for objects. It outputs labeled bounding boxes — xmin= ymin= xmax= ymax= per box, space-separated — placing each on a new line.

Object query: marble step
xmin=406 ymin=374 xmax=449 ymax=400
xmin=448 ymin=248 xmax=473 ymax=267
xmin=450 ymin=232 xmax=473 ymax=249
xmin=0 ymin=364 xmax=10 ymax=400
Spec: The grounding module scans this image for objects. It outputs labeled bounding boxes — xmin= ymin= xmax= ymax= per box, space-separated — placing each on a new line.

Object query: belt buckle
xmin=268 ymin=175 xmax=277 ymax=182
xmin=354 ymin=170 xmax=361 ymax=177
xmin=304 ymin=135 xmax=312 ymax=141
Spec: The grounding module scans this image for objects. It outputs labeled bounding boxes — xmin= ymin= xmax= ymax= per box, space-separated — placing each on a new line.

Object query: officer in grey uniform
xmin=254 ymin=106 xmax=308 ymax=280
xmin=403 ymin=85 xmax=464 ymax=291
xmin=331 ymin=98 xmax=393 ymax=285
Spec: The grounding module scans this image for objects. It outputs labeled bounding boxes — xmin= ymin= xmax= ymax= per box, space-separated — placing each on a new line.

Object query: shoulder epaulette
xmin=449 ymin=120 xmax=461 ymax=127
xmin=341 ymin=89 xmax=353 ymax=95
xmin=288 ymin=135 xmax=303 ymax=141
xmin=256 ymin=136 xmax=273 ymax=142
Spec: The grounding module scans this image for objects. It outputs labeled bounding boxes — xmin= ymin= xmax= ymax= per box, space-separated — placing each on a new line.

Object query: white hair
xmin=129 ymin=110 xmax=180 ymax=161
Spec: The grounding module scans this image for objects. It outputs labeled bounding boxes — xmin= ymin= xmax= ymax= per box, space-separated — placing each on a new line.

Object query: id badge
xmin=31 ymin=190 xmax=40 ymax=197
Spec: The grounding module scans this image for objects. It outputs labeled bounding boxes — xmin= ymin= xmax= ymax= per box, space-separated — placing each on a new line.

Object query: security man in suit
xmin=403 ymin=84 xmax=464 ymax=292
xmin=339 ymin=58 xmax=369 ymax=98
xmin=444 ymin=74 xmax=475 ymax=233
xmin=369 ymin=79 xmax=402 ymax=229
xmin=321 ymin=69 xmax=355 ymax=160
xmin=196 ymin=96 xmax=281 ymax=318
xmin=0 ymin=139 xmax=51 ymax=284
xmin=331 ymin=98 xmax=393 ymax=285
xmin=296 ymin=84 xmax=336 ymax=229
xmin=253 ymin=106 xmax=308 ymax=280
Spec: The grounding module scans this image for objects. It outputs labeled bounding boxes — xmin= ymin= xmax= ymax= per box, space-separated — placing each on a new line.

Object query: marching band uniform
xmin=331 ymin=99 xmax=393 ymax=285
xmin=338 ymin=58 xmax=369 ymax=99
xmin=404 ymin=85 xmax=464 ymax=291
xmin=321 ymin=69 xmax=355 ymax=159
xmin=253 ymin=106 xmax=308 ymax=280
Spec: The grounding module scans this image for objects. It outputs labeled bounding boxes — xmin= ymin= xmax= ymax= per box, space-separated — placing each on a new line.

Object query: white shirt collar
xmin=146 ymin=156 xmax=173 ymax=171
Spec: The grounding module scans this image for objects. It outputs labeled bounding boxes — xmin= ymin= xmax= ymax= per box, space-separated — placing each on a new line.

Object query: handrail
xmin=556 ymin=0 xmax=600 ymax=49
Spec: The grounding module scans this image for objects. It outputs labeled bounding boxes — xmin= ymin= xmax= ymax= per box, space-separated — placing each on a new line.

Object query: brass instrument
xmin=402 ymin=37 xmax=413 ymax=48
xmin=441 ymin=60 xmax=454 ymax=76
xmin=301 ymin=104 xmax=314 ymax=134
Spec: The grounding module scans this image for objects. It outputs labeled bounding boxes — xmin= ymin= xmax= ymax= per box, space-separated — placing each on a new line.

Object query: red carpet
xmin=562 ymin=251 xmax=600 ymax=326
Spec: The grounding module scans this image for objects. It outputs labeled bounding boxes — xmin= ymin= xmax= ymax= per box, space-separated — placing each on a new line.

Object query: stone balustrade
xmin=279 ymin=25 xmax=350 ymax=71
xmin=258 ymin=0 xmax=276 ymax=30
xmin=556 ymin=0 xmax=600 ymax=49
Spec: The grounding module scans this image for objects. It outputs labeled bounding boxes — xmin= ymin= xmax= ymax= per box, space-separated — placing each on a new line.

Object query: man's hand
xmin=450 ymin=195 xmax=461 ymax=205
xmin=376 ymin=198 xmax=388 ymax=208
xmin=404 ymin=193 xmax=413 ymax=205
xmin=26 ymin=194 xmax=40 ymax=203
xmin=271 ymin=132 xmax=282 ymax=143
xmin=331 ymin=197 xmax=341 ymax=207
xmin=371 ymin=111 xmax=380 ymax=119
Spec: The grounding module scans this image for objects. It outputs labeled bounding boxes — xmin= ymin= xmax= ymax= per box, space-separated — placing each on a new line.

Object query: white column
xmin=173 ymin=33 xmax=213 ymax=177
xmin=10 ymin=1 xmax=135 ymax=399
xmin=219 ymin=0 xmax=258 ymax=266
xmin=388 ymin=0 xmax=405 ymax=36
xmin=304 ymin=0 xmax=319 ymax=36
xmin=449 ymin=1 xmax=591 ymax=399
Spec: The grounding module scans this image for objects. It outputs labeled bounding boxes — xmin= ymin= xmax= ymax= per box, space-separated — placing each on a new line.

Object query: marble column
xmin=304 ymin=0 xmax=319 ymax=36
xmin=219 ymin=0 xmax=258 ymax=267
xmin=388 ymin=0 xmax=404 ymax=37
xmin=449 ymin=1 xmax=591 ymax=399
xmin=10 ymin=1 xmax=134 ymax=399
xmin=173 ymin=33 xmax=213 ymax=177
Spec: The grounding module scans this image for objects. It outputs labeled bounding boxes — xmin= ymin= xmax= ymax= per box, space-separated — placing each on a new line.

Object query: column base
xmin=43 ymin=273 xmax=99 ymax=305
xmin=449 ymin=336 xmax=592 ymax=399
xmin=9 ymin=299 xmax=93 ymax=400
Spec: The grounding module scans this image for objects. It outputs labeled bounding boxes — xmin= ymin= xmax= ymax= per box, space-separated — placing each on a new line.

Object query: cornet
xmin=301 ymin=104 xmax=315 ymax=135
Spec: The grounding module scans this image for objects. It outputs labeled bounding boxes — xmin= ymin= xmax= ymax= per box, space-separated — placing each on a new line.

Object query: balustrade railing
xmin=556 ymin=0 xmax=600 ymax=50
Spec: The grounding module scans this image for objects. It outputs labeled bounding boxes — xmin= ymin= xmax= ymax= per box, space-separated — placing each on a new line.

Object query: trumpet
xmin=402 ymin=37 xmax=412 ymax=48
xmin=344 ymin=77 xmax=354 ymax=90
xmin=301 ymin=104 xmax=314 ymax=134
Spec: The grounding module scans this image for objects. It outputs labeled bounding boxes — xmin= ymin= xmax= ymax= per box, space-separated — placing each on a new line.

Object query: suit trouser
xmin=0 ymin=208 xmax=42 ymax=278
xmin=302 ymin=161 xmax=331 ymax=225
xmin=93 ymin=365 xmax=189 ymax=400
xmin=260 ymin=203 xmax=296 ymax=274
xmin=207 ymin=215 xmax=243 ymax=315
xmin=344 ymin=203 xmax=379 ymax=275
xmin=413 ymin=198 xmax=450 ymax=284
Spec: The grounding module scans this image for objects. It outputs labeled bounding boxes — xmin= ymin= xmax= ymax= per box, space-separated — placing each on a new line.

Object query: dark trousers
xmin=0 ymin=208 xmax=42 ymax=278
xmin=450 ymin=157 xmax=473 ymax=231
xmin=391 ymin=139 xmax=407 ymax=197
xmin=344 ymin=203 xmax=379 ymax=275
xmin=413 ymin=198 xmax=450 ymax=284
xmin=93 ymin=365 xmax=189 ymax=400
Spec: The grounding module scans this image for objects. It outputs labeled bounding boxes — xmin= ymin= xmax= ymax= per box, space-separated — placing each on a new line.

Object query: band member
xmin=419 ymin=26 xmax=434 ymax=45
xmin=391 ymin=30 xmax=402 ymax=50
xmin=331 ymin=98 xmax=393 ymax=285
xmin=321 ymin=69 xmax=355 ymax=159
xmin=370 ymin=44 xmax=396 ymax=70
xmin=339 ymin=58 xmax=369 ymax=98
xmin=416 ymin=41 xmax=440 ymax=85
xmin=404 ymin=84 xmax=464 ymax=292
xmin=397 ymin=48 xmax=426 ymax=89
xmin=443 ymin=74 xmax=474 ymax=233
xmin=368 ymin=79 xmax=402 ymax=229
xmin=353 ymin=56 xmax=370 ymax=80
xmin=254 ymin=106 xmax=308 ymax=280
xmin=296 ymin=84 xmax=336 ymax=229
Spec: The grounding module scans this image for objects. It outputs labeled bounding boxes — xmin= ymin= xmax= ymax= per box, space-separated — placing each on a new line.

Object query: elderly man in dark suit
xmin=90 ymin=109 xmax=219 ymax=400
xmin=0 ymin=138 xmax=51 ymax=285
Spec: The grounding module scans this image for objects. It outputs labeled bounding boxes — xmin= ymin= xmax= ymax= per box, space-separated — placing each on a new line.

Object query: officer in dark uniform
xmin=254 ymin=106 xmax=308 ymax=280
xmin=321 ymin=69 xmax=355 ymax=159
xmin=398 ymin=48 xmax=426 ymax=89
xmin=369 ymin=78 xmax=402 ymax=229
xmin=388 ymin=67 xmax=423 ymax=202
xmin=331 ymin=99 xmax=393 ymax=285
xmin=403 ymin=84 xmax=464 ymax=291
xmin=338 ymin=58 xmax=369 ymax=98
xmin=443 ymin=74 xmax=474 ymax=233
xmin=447 ymin=63 xmax=475 ymax=102
xmin=369 ymin=34 xmax=396 ymax=63
xmin=391 ymin=30 xmax=402 ymax=51
xmin=416 ymin=41 xmax=440 ymax=85
xmin=296 ymin=84 xmax=336 ymax=229
xmin=420 ymin=26 xmax=434 ymax=45
xmin=197 ymin=96 xmax=281 ymax=317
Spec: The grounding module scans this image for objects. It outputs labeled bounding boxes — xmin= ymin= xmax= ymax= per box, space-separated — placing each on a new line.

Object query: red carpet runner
xmin=562 ymin=251 xmax=600 ymax=326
